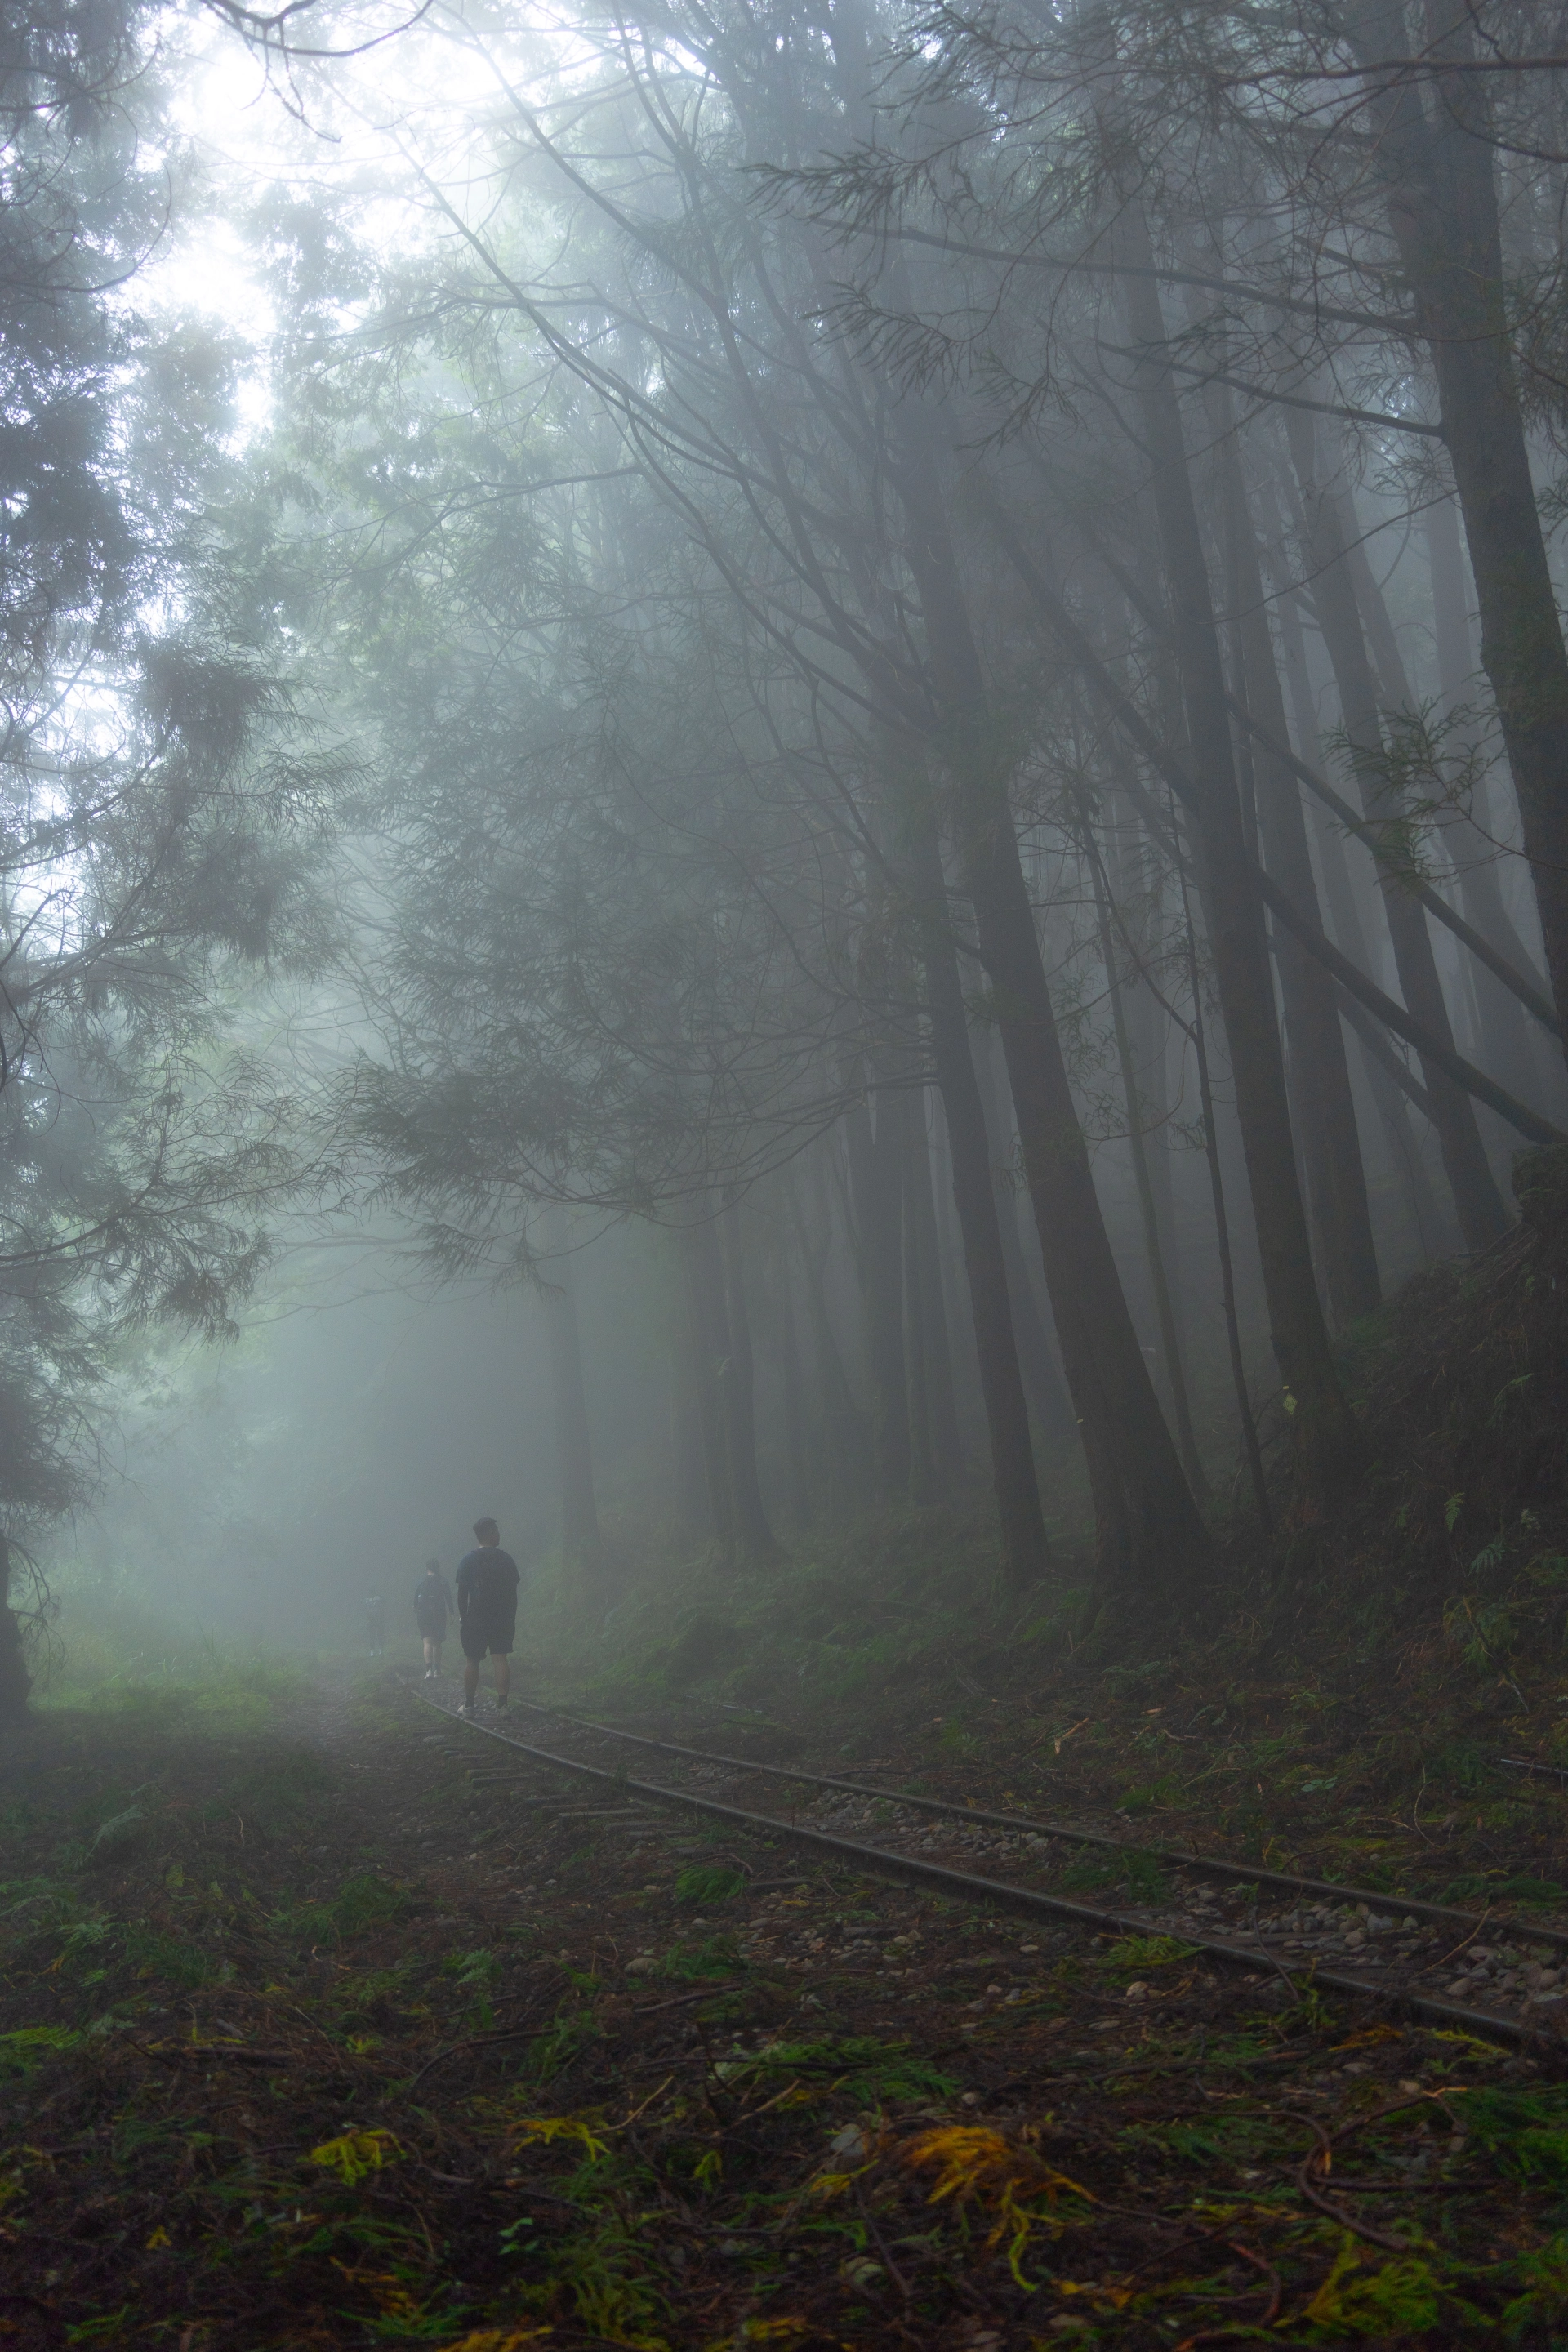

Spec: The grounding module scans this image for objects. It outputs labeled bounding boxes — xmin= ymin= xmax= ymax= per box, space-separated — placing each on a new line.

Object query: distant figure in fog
xmin=364 ymin=1592 xmax=386 ymax=1657
xmin=456 ymin=1517 xmax=520 ymax=1718
xmin=415 ymin=1558 xmax=453 ymax=1681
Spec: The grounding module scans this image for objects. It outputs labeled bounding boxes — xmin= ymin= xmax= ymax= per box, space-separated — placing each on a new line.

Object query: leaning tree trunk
xmin=1119 ymin=225 xmax=1365 ymax=1504
xmin=1347 ymin=0 xmax=1568 ymax=1068
xmin=1086 ymin=833 xmax=1209 ymax=1501
xmin=1285 ymin=407 xmax=1508 ymax=1251
xmin=896 ymin=432 xmax=1211 ymax=1600
xmin=1271 ymin=547 xmax=1457 ymax=1258
xmin=1221 ymin=429 xmax=1383 ymax=1325
xmin=902 ymin=804 xmax=1055 ymax=1585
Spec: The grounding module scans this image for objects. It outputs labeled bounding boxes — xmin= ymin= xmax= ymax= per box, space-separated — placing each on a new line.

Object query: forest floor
xmin=5 ymin=1658 xmax=1568 ymax=2351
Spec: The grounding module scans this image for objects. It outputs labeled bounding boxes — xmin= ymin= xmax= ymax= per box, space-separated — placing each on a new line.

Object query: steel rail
xmin=412 ymin=1686 xmax=1551 ymax=2048
xmin=507 ymin=1699 xmax=1568 ymax=1956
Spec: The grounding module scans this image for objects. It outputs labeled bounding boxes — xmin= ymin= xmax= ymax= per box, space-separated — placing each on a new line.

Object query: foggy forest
xmin=8 ymin=0 xmax=1568 ymax=2342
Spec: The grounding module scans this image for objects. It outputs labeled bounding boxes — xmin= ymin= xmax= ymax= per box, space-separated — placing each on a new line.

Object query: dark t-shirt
xmin=456 ymin=1547 xmax=520 ymax=1624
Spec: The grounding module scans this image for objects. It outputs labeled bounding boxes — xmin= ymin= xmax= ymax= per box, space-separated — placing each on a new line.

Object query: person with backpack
xmin=414 ymin=1559 xmax=453 ymax=1680
xmin=455 ymin=1517 xmax=521 ymax=1718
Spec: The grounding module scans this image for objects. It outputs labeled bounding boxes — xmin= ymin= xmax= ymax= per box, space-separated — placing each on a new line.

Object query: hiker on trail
xmin=365 ymin=1593 xmax=386 ymax=1657
xmin=415 ymin=1559 xmax=454 ymax=1681
xmin=456 ymin=1517 xmax=521 ymax=1719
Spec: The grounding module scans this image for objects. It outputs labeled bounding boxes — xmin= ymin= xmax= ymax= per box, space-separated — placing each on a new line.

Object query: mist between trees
xmin=3 ymin=0 xmax=1568 ymax=1686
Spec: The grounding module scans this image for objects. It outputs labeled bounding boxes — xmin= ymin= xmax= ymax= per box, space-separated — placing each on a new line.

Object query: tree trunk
xmin=1285 ymin=406 xmax=1509 ymax=1250
xmin=1177 ymin=863 xmax=1272 ymax=1529
xmin=901 ymin=1116 xmax=936 ymax=1504
xmin=844 ymin=1090 xmax=911 ymax=1499
xmin=902 ymin=801 xmax=1054 ymax=1584
xmin=1119 ymin=228 xmax=1365 ymax=1503
xmin=970 ymin=1026 xmax=1075 ymax=1436
xmin=542 ymin=1245 xmax=603 ymax=1576
xmin=902 ymin=1085 xmax=964 ymax=1493
xmin=670 ymin=1324 xmax=710 ymax=1539
xmin=717 ymin=1199 xmax=782 ymax=1562
xmin=775 ymin=1249 xmax=811 ymax=1527
xmin=1271 ymin=550 xmax=1456 ymax=1257
xmin=896 ymin=432 xmax=1211 ymax=1597
xmin=1222 ymin=433 xmax=1383 ymax=1325
xmin=786 ymin=1157 xmax=871 ymax=1505
xmin=1106 ymin=803 xmax=1192 ymax=1375
xmin=1086 ymin=837 xmax=1209 ymax=1500
xmin=0 ymin=1539 xmax=29 ymax=1723
xmin=1423 ymin=489 xmax=1550 ymax=1113
xmin=1347 ymin=0 xmax=1568 ymax=1066
xmin=682 ymin=1218 xmax=737 ymax=1566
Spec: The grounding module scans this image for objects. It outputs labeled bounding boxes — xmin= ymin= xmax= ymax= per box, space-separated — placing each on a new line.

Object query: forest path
xmin=0 ymin=1668 xmax=1564 ymax=2347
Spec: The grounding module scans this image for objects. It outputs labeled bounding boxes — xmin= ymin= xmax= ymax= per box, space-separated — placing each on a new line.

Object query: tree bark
xmin=717 ymin=1198 xmax=783 ymax=1562
xmin=670 ymin=1322 xmax=710 ymax=1539
xmin=1285 ymin=407 xmax=1509 ymax=1250
xmin=682 ymin=1218 xmax=737 ymax=1566
xmin=542 ymin=1242 xmax=603 ymax=1577
xmin=898 ymin=1088 xmax=937 ymax=1503
xmin=786 ymin=1156 xmax=871 ymax=1505
xmin=1271 ymin=553 xmax=1456 ymax=1256
xmin=902 ymin=1085 xmax=964 ymax=1493
xmin=1347 ymin=0 xmax=1568 ymax=1067
xmin=1177 ymin=862 xmax=1272 ymax=1529
xmin=903 ymin=812 xmax=1054 ymax=1584
xmin=844 ymin=1089 xmax=911 ymax=1499
xmin=1118 ymin=228 xmax=1365 ymax=1502
xmin=970 ymin=1026 xmax=1075 ymax=1436
xmin=896 ymin=432 xmax=1211 ymax=1597
xmin=1423 ymin=490 xmax=1550 ymax=1114
xmin=0 ymin=1539 xmax=29 ymax=1723
xmin=1106 ymin=802 xmax=1192 ymax=1379
xmin=1087 ymin=835 xmax=1209 ymax=1499
xmin=1222 ymin=433 xmax=1383 ymax=1325
xmin=774 ymin=1247 xmax=811 ymax=1527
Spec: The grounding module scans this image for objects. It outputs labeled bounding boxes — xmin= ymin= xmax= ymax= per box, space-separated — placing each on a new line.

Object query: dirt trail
xmin=2 ymin=1670 xmax=1566 ymax=2348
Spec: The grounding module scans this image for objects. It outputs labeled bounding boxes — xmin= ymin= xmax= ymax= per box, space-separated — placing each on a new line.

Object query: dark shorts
xmin=416 ymin=1613 xmax=447 ymax=1639
xmin=460 ymin=1611 xmax=515 ymax=1662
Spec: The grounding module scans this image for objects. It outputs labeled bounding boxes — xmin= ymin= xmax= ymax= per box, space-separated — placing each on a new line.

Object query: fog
xmin=51 ymin=1226 xmax=678 ymax=1653
xmin=2 ymin=0 xmax=1568 ymax=1695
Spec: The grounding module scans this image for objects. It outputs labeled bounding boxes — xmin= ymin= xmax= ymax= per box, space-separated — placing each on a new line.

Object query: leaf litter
xmin=2 ymin=1673 xmax=1568 ymax=2348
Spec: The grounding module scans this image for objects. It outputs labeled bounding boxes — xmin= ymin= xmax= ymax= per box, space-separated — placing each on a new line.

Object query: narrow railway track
xmin=412 ymin=1684 xmax=1568 ymax=2048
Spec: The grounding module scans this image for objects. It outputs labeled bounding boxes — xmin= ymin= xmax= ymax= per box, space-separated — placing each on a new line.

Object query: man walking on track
xmin=415 ymin=1559 xmax=454 ymax=1681
xmin=456 ymin=1517 xmax=521 ymax=1718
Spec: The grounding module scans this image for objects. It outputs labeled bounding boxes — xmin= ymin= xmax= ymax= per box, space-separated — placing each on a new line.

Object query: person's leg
xmin=461 ymin=1618 xmax=483 ymax=1712
xmin=492 ymin=1650 xmax=510 ymax=1704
